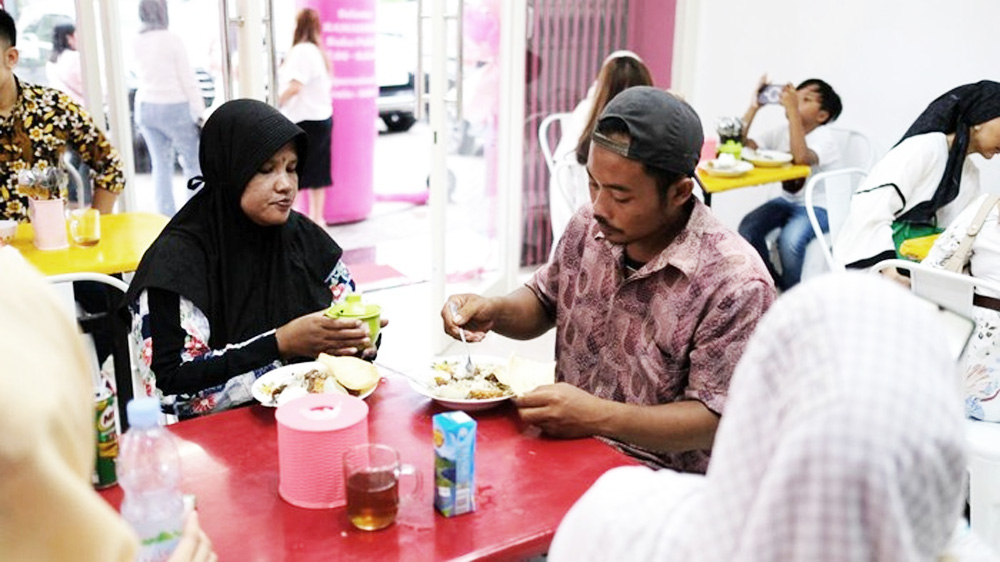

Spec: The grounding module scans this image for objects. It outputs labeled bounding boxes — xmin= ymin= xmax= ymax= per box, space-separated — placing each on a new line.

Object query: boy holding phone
xmin=737 ymin=76 xmax=843 ymax=291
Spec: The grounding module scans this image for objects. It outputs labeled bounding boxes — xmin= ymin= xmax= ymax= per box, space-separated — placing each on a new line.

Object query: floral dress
xmin=130 ymin=260 xmax=356 ymax=419
xmin=923 ymin=193 xmax=1000 ymax=421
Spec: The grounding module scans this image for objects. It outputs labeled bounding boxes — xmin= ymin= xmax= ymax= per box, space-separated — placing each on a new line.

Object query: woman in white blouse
xmin=835 ymin=81 xmax=1000 ymax=277
xmin=132 ymin=0 xmax=205 ymax=216
xmin=278 ymin=8 xmax=333 ymax=226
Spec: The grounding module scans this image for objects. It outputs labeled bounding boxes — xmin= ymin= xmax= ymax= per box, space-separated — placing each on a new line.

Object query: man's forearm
xmin=599 ymin=399 xmax=720 ymax=452
xmin=489 ymin=286 xmax=554 ymax=340
xmin=91 ymin=187 xmax=117 ymax=214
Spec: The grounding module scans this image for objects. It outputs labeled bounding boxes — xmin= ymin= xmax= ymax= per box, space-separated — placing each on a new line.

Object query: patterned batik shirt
xmin=0 ymin=77 xmax=125 ymax=221
xmin=527 ymin=201 xmax=776 ymax=473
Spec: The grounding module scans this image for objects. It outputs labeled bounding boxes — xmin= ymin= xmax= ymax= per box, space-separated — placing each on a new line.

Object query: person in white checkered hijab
xmin=550 ymin=273 xmax=973 ymax=561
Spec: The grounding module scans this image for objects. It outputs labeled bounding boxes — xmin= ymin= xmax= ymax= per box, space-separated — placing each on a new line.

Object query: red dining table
xmin=98 ymin=374 xmax=640 ymax=560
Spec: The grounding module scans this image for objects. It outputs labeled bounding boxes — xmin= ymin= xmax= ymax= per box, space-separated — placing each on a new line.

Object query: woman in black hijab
xmin=835 ymin=80 xmax=1000 ymax=273
xmin=124 ymin=99 xmax=383 ymax=419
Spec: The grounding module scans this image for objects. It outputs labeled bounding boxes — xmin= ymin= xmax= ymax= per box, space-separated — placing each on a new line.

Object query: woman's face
xmin=240 ymin=142 xmax=298 ymax=226
xmin=969 ymin=116 xmax=1000 ymax=159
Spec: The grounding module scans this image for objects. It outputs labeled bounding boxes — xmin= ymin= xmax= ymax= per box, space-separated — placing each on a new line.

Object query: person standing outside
xmin=737 ymin=77 xmax=842 ymax=291
xmin=279 ymin=8 xmax=333 ymax=226
xmin=442 ymin=87 xmax=775 ymax=473
xmin=132 ymin=0 xmax=204 ymax=216
xmin=46 ymin=23 xmax=84 ymax=105
xmin=0 ymin=9 xmax=124 ymax=221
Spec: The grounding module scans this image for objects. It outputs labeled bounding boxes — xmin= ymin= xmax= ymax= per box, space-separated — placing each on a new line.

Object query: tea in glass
xmin=69 ymin=208 xmax=101 ymax=246
xmin=345 ymin=469 xmax=399 ymax=530
xmin=343 ymin=443 xmax=421 ymax=531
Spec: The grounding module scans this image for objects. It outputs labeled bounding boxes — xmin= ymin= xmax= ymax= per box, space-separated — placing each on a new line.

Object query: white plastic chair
xmin=803 ymin=167 xmax=868 ymax=274
xmin=765 ymin=128 xmax=876 ymax=283
xmin=47 ymin=272 xmax=141 ymax=431
xmin=870 ymin=258 xmax=1000 ymax=552
xmin=827 ymin=127 xmax=877 ymax=173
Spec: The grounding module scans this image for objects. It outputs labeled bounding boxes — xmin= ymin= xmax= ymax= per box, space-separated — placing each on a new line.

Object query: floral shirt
xmin=0 ymin=77 xmax=125 ymax=222
xmin=130 ymin=260 xmax=356 ymax=419
xmin=528 ymin=202 xmax=775 ymax=473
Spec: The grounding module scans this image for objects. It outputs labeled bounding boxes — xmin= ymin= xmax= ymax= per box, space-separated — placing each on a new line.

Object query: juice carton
xmin=433 ymin=411 xmax=476 ymax=517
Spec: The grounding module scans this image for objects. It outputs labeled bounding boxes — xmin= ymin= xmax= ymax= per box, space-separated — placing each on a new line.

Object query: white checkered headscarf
xmin=671 ymin=273 xmax=968 ymax=560
xmin=550 ymin=273 xmax=968 ymax=561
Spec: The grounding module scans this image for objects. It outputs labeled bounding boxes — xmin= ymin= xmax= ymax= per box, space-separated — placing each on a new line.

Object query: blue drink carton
xmin=433 ymin=411 xmax=476 ymax=517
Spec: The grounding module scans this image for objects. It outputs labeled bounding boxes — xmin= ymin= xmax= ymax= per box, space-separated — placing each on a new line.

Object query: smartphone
xmin=757 ymin=83 xmax=783 ymax=105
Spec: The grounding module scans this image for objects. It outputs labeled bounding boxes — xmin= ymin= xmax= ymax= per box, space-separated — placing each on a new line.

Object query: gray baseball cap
xmin=593 ymin=86 xmax=704 ymax=176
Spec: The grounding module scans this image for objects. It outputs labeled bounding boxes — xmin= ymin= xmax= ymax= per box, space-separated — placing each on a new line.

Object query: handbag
xmin=941 ymin=194 xmax=1000 ymax=274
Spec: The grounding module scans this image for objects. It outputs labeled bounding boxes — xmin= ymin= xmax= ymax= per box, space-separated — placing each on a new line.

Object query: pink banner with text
xmin=299 ymin=0 xmax=376 ymax=224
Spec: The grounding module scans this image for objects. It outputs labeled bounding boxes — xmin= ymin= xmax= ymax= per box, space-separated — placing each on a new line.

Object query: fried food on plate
xmin=498 ymin=356 xmax=556 ymax=396
xmin=317 ymin=353 xmax=380 ymax=392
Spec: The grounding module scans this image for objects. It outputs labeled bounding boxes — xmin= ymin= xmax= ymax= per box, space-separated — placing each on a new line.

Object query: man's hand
xmin=513 ymin=382 xmax=610 ymax=439
xmin=442 ymin=294 xmax=494 ymax=342
xmin=276 ymin=311 xmax=371 ymax=358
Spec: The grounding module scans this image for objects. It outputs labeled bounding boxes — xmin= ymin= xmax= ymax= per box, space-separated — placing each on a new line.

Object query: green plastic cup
xmin=326 ymin=293 xmax=381 ymax=348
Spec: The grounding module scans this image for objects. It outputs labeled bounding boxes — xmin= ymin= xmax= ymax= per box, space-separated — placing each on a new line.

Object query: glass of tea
xmin=68 ymin=208 xmax=101 ymax=246
xmin=343 ymin=443 xmax=422 ymax=531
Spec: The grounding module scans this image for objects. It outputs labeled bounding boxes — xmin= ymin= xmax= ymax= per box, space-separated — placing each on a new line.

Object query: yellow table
xmin=11 ymin=211 xmax=169 ymax=276
xmin=697 ymin=164 xmax=812 ymax=205
xmin=899 ymin=233 xmax=941 ymax=262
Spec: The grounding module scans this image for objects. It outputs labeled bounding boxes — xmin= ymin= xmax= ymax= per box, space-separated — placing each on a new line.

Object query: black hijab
xmin=124 ymin=99 xmax=342 ymax=347
xmin=896 ymin=80 xmax=1000 ymax=225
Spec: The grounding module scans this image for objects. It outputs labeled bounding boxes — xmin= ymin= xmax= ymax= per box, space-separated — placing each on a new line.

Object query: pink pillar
xmin=299 ymin=0 xmax=377 ymax=224
xmin=626 ymin=0 xmax=677 ymax=88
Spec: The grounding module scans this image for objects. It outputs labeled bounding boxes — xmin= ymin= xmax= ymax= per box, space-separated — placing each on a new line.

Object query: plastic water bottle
xmin=119 ymin=397 xmax=185 ymax=562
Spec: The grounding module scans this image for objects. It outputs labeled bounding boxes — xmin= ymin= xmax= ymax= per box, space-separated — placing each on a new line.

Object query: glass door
xmin=420 ymin=0 xmax=523 ymax=352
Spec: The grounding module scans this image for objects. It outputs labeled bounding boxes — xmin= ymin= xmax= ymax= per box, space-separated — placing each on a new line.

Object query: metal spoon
xmin=448 ymin=301 xmax=476 ymax=378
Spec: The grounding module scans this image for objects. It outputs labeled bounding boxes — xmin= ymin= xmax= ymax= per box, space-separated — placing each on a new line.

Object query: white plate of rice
xmin=410 ymin=355 xmax=513 ymax=411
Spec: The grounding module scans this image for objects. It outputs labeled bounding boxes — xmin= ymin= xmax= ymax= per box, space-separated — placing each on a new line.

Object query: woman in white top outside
xmin=132 ymin=0 xmax=205 ymax=216
xmin=550 ymin=51 xmax=652 ymax=249
xmin=550 ymin=273 xmax=992 ymax=561
xmin=278 ymin=8 xmax=333 ymax=226
xmin=46 ymin=23 xmax=84 ymax=105
xmin=835 ymin=81 xmax=1000 ymax=281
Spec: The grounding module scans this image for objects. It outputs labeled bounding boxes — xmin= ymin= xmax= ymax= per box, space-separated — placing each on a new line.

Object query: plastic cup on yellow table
xmin=325 ymin=293 xmax=381 ymax=349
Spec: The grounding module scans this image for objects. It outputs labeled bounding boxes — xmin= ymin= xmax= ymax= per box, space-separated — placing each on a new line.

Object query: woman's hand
xmin=879 ymin=266 xmax=912 ymax=288
xmin=276 ymin=311 xmax=372 ymax=358
xmin=167 ymin=511 xmax=216 ymax=562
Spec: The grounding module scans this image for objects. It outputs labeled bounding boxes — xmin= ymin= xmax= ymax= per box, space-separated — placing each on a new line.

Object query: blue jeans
xmin=136 ymin=102 xmax=201 ymax=215
xmin=738 ymin=198 xmax=828 ymax=291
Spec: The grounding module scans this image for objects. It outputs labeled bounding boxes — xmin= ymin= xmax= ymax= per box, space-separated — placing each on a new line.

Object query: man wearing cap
xmin=442 ymin=87 xmax=775 ymax=473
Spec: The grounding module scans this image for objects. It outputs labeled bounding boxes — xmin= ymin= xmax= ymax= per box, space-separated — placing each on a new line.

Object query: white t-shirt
xmin=754 ymin=125 xmax=841 ymax=205
xmin=834 ymin=132 xmax=980 ymax=268
xmin=46 ymin=50 xmax=84 ymax=105
xmin=132 ymin=30 xmax=205 ymax=121
xmin=279 ymin=42 xmax=332 ymax=124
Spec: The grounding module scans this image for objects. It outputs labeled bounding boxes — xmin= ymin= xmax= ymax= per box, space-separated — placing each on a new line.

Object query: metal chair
xmin=870 ymin=258 xmax=1000 ymax=552
xmin=803 ymin=168 xmax=868 ymax=274
xmin=47 ymin=272 xmax=139 ymax=431
xmin=538 ymin=112 xmax=572 ymax=176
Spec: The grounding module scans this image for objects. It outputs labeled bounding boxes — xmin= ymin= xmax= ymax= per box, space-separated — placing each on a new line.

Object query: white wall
xmin=675 ymin=0 xmax=1000 ymax=230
